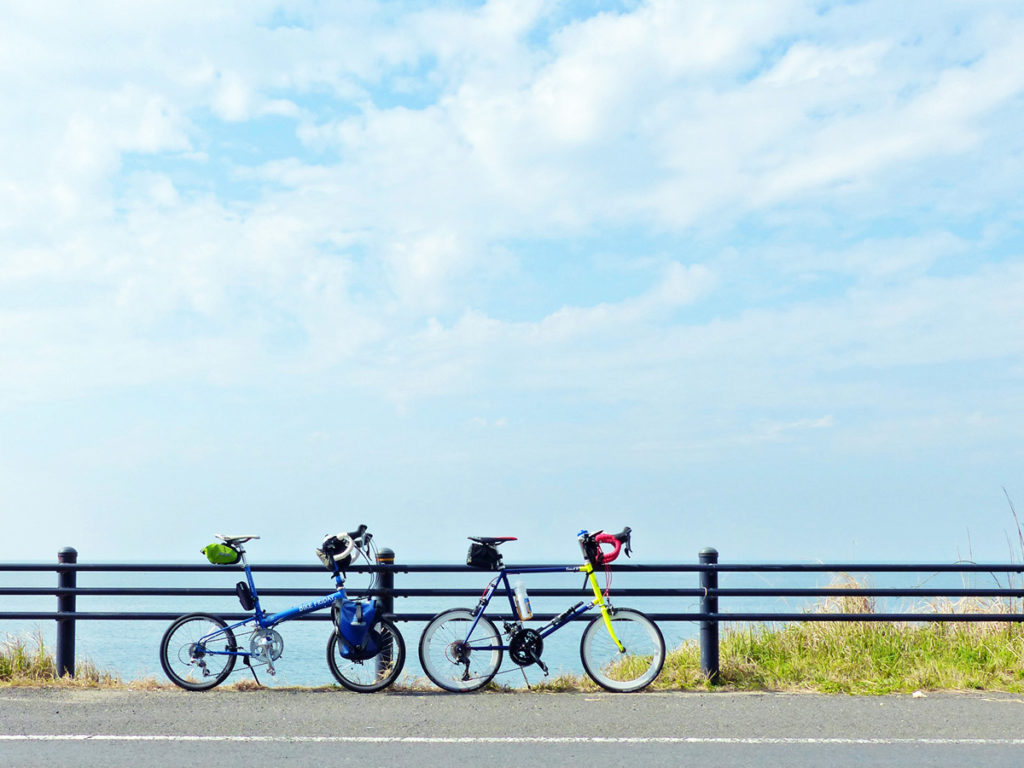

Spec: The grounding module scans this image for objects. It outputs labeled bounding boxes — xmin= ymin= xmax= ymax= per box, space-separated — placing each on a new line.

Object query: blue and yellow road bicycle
xmin=159 ymin=525 xmax=405 ymax=692
xmin=418 ymin=527 xmax=665 ymax=692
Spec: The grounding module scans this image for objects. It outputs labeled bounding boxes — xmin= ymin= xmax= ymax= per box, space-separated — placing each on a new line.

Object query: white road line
xmin=1 ymin=735 xmax=1023 ymax=745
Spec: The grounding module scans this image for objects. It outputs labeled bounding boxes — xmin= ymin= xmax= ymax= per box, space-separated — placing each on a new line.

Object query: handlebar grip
xmin=614 ymin=526 xmax=632 ymax=557
xmin=593 ymin=532 xmax=624 ymax=564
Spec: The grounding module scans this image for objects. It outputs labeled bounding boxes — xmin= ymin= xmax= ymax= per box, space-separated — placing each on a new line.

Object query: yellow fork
xmin=580 ymin=562 xmax=625 ymax=652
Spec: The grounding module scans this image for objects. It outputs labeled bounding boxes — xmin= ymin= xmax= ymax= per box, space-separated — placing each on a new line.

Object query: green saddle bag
xmin=202 ymin=543 xmax=241 ymax=565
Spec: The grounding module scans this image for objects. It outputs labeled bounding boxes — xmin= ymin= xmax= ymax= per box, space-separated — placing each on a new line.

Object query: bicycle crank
xmin=250 ymin=629 xmax=284 ymax=675
xmin=509 ymin=629 xmax=547 ymax=675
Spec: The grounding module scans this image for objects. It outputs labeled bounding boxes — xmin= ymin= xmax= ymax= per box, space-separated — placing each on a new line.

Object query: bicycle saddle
xmin=216 ymin=534 xmax=260 ymax=545
xmin=468 ymin=536 xmax=517 ymax=546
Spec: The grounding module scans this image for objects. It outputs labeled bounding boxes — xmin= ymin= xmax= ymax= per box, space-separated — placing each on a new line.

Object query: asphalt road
xmin=3 ymin=688 xmax=1024 ymax=768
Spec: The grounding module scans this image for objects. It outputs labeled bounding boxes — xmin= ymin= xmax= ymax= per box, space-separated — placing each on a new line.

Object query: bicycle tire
xmin=418 ymin=608 xmax=503 ymax=692
xmin=160 ymin=612 xmax=237 ymax=691
xmin=326 ymin=618 xmax=406 ymax=693
xmin=579 ymin=608 xmax=665 ymax=692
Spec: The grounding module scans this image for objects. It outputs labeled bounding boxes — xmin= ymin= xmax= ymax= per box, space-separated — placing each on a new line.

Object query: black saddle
xmin=468 ymin=536 xmax=517 ymax=546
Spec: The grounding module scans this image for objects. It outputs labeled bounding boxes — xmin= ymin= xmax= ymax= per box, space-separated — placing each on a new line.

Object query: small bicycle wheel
xmin=580 ymin=608 xmax=665 ymax=692
xmin=327 ymin=618 xmax=406 ymax=693
xmin=160 ymin=612 xmax=237 ymax=691
xmin=418 ymin=608 xmax=502 ymax=692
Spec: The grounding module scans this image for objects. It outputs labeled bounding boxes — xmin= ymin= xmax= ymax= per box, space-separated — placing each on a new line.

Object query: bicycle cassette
xmin=250 ymin=628 xmax=284 ymax=661
xmin=509 ymin=629 xmax=544 ymax=667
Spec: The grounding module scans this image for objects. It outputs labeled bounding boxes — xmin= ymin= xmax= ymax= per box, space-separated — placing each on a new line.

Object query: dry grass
xmin=1 ymin=632 xmax=125 ymax=687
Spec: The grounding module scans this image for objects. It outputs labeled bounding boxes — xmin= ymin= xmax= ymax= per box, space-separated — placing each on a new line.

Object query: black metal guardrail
xmin=3 ymin=546 xmax=1024 ymax=681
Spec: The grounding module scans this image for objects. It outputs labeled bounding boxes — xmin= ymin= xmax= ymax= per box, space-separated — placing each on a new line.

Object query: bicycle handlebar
xmin=320 ymin=524 xmax=372 ymax=569
xmin=580 ymin=526 xmax=632 ymax=564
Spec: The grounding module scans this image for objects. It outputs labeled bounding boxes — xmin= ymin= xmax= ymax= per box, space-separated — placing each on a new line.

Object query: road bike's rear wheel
xmin=160 ymin=613 xmax=237 ymax=691
xmin=580 ymin=608 xmax=665 ymax=692
xmin=327 ymin=618 xmax=406 ymax=693
xmin=418 ymin=608 xmax=502 ymax=692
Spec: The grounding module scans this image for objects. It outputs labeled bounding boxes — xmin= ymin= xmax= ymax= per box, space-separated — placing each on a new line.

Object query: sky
xmin=1 ymin=0 xmax=1023 ymax=566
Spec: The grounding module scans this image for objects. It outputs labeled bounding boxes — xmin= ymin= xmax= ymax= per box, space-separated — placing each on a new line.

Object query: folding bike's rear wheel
xmin=159 ymin=613 xmax=237 ymax=691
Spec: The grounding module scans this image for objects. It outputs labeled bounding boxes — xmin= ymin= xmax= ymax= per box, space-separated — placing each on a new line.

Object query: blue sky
xmin=1 ymin=0 xmax=1023 ymax=565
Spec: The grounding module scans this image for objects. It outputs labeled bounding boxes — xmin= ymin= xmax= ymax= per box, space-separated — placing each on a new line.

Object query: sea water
xmin=1 ymin=565 xmax=1010 ymax=688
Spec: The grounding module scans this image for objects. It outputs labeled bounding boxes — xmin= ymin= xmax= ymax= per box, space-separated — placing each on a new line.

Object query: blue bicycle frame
xmin=462 ymin=561 xmax=626 ymax=653
xmin=419 ymin=528 xmax=665 ymax=693
xmin=197 ymin=548 xmax=350 ymax=666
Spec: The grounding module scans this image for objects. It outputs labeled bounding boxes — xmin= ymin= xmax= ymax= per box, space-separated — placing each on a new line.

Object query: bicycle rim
xmin=580 ymin=608 xmax=665 ymax=692
xmin=159 ymin=613 xmax=237 ymax=691
xmin=418 ymin=608 xmax=502 ymax=692
xmin=327 ymin=619 xmax=406 ymax=693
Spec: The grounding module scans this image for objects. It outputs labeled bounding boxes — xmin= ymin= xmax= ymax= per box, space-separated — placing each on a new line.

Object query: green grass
xmin=690 ymin=618 xmax=1024 ymax=693
xmin=651 ymin=580 xmax=1024 ymax=693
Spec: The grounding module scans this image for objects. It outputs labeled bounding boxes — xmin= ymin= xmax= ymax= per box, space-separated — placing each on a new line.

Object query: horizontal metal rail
xmin=4 ymin=611 xmax=1023 ymax=623
xmin=4 ymin=586 xmax=1024 ymax=599
xmin=5 ymin=562 xmax=1024 ymax=573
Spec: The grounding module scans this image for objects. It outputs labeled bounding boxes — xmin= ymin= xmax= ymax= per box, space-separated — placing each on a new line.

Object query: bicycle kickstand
xmin=243 ymin=655 xmax=261 ymax=686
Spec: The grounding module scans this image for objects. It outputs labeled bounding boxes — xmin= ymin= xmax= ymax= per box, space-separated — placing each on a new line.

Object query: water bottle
xmin=514 ymin=581 xmax=533 ymax=620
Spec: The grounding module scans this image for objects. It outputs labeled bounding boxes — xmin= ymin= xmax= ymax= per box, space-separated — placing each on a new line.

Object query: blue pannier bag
xmin=335 ymin=599 xmax=380 ymax=659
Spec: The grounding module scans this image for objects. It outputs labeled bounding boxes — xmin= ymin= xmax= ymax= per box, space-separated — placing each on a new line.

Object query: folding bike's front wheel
xmin=418 ymin=608 xmax=503 ymax=692
xmin=579 ymin=608 xmax=665 ymax=692
xmin=159 ymin=612 xmax=237 ymax=691
xmin=327 ymin=618 xmax=406 ymax=693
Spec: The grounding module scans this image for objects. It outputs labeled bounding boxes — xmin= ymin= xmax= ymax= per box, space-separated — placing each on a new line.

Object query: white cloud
xmin=211 ymin=71 xmax=254 ymax=122
xmin=763 ymin=41 xmax=889 ymax=86
xmin=738 ymin=415 xmax=836 ymax=445
xmin=2 ymin=1 xmax=1024 ymax=567
xmin=529 ymin=262 xmax=716 ymax=343
xmin=1 ymin=0 xmax=1022 ymax=430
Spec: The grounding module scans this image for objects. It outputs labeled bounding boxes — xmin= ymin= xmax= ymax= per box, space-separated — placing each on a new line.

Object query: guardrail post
xmin=376 ymin=547 xmax=395 ymax=676
xmin=699 ymin=547 xmax=720 ymax=684
xmin=56 ymin=546 xmax=78 ymax=678
xmin=376 ymin=547 xmax=395 ymax=616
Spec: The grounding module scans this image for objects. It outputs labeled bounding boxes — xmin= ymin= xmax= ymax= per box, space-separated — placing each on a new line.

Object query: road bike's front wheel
xmin=418 ymin=608 xmax=503 ymax=692
xmin=580 ymin=608 xmax=665 ymax=692
xmin=159 ymin=613 xmax=237 ymax=691
xmin=327 ymin=618 xmax=406 ymax=693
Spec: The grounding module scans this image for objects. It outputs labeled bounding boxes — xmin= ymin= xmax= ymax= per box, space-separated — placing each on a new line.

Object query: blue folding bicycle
xmin=159 ymin=525 xmax=405 ymax=692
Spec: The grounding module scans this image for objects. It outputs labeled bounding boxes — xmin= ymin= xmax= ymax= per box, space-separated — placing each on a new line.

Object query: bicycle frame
xmin=197 ymin=549 xmax=349 ymax=661
xmin=462 ymin=561 xmax=626 ymax=653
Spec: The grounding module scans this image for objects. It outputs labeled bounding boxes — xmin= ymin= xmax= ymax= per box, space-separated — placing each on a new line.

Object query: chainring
xmin=250 ymin=628 xmax=284 ymax=661
xmin=509 ymin=629 xmax=544 ymax=667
